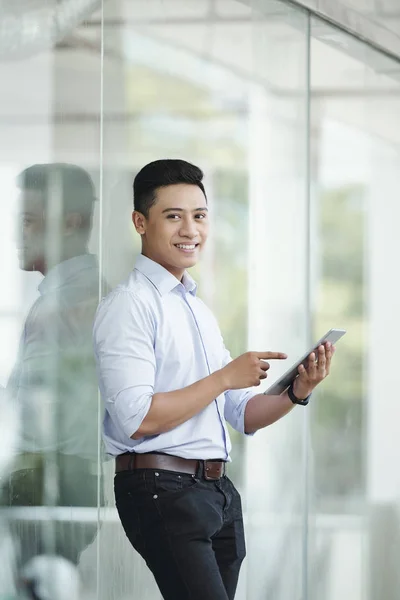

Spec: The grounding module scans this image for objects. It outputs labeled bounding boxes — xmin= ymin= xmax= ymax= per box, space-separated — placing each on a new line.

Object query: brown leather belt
xmin=115 ymin=452 xmax=226 ymax=480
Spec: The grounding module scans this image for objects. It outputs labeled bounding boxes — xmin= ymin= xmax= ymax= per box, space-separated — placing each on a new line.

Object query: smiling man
xmin=93 ymin=159 xmax=334 ymax=600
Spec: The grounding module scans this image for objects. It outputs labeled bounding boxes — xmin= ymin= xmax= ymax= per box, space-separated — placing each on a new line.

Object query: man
xmin=93 ymin=159 xmax=335 ymax=600
xmin=4 ymin=163 xmax=104 ymax=570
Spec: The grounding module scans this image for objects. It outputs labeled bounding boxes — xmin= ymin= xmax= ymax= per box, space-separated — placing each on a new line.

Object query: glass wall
xmin=99 ymin=2 xmax=309 ymax=597
xmin=0 ymin=2 xmax=103 ymax=598
xmin=1 ymin=1 xmax=400 ymax=599
xmin=309 ymin=20 xmax=400 ymax=600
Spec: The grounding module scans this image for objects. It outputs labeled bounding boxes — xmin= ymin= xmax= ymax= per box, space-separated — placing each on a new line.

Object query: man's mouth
xmin=174 ymin=243 xmax=199 ymax=252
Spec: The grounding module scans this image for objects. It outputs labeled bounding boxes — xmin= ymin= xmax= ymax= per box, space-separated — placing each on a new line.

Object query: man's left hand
xmin=292 ymin=342 xmax=335 ymax=399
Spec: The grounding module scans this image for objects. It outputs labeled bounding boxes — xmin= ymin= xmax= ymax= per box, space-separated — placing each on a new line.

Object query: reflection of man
xmin=3 ymin=163 xmax=103 ymax=568
xmin=94 ymin=159 xmax=335 ymax=600
xmin=0 ymin=387 xmax=19 ymax=596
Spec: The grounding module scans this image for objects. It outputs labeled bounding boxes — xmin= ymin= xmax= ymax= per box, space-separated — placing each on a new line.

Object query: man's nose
xmin=179 ymin=218 xmax=198 ymax=238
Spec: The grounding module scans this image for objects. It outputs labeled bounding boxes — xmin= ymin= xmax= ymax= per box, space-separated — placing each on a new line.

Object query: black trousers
xmin=115 ymin=463 xmax=246 ymax=600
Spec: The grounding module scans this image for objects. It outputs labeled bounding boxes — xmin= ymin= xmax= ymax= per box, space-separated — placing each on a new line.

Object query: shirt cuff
xmin=227 ymin=389 xmax=257 ymax=436
xmin=113 ymin=388 xmax=153 ymax=439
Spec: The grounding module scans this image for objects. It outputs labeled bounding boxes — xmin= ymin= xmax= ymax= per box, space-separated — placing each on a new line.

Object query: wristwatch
xmin=287 ymin=382 xmax=311 ymax=406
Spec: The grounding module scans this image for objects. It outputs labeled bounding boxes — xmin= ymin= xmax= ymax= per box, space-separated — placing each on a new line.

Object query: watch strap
xmin=287 ymin=382 xmax=310 ymax=406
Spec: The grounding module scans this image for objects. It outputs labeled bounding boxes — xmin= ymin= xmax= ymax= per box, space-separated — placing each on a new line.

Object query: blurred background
xmin=1 ymin=0 xmax=400 ymax=599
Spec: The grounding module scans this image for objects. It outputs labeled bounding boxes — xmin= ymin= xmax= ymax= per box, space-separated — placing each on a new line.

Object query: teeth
xmin=176 ymin=244 xmax=196 ymax=249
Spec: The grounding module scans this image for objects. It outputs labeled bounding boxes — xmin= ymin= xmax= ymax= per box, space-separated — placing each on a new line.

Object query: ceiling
xmin=340 ymin=0 xmax=400 ymax=37
xmin=1 ymin=0 xmax=400 ymax=164
xmin=282 ymin=0 xmax=400 ymax=57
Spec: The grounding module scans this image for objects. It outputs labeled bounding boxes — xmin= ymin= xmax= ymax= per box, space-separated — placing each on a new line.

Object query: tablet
xmin=263 ymin=328 xmax=346 ymax=396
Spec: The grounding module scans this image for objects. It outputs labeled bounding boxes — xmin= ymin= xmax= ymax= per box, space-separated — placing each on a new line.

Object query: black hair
xmin=133 ymin=159 xmax=206 ymax=218
xmin=17 ymin=163 xmax=96 ymax=227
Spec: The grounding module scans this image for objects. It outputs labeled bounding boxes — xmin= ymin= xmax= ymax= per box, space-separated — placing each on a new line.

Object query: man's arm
xmin=133 ymin=372 xmax=226 ymax=438
xmin=243 ymin=391 xmax=294 ymax=434
xmin=93 ymin=289 xmax=287 ymax=440
xmin=244 ymin=343 xmax=335 ymax=433
xmin=135 ymin=350 xmax=287 ymax=439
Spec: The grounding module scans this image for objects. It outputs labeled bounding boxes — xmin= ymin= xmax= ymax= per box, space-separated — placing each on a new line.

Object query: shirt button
xmin=155 ymin=472 xmax=159 ymax=477
xmin=153 ymin=494 xmax=158 ymax=499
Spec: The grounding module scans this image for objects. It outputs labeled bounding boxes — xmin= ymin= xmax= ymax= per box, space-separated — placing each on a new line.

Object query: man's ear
xmin=64 ymin=212 xmax=83 ymax=236
xmin=132 ymin=210 xmax=146 ymax=235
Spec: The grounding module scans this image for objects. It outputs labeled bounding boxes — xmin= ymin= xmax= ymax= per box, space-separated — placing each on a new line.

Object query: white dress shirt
xmin=93 ymin=254 xmax=255 ymax=460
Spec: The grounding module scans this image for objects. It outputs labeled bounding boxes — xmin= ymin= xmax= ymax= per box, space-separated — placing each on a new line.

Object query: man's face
xmin=17 ymin=189 xmax=46 ymax=272
xmin=133 ymin=183 xmax=209 ymax=278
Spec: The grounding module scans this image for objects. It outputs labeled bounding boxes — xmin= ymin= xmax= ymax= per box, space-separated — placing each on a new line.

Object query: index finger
xmin=257 ymin=352 xmax=287 ymax=360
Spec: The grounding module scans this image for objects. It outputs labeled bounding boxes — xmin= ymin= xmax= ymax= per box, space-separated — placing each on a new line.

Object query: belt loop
xmin=196 ymin=460 xmax=203 ymax=479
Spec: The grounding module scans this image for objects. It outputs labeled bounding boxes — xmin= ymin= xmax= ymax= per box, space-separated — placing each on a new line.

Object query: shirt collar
xmin=134 ymin=254 xmax=197 ymax=296
xmin=38 ymin=254 xmax=98 ymax=295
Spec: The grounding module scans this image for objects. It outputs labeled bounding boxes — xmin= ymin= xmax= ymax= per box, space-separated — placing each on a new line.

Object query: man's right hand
xmin=219 ymin=351 xmax=287 ymax=390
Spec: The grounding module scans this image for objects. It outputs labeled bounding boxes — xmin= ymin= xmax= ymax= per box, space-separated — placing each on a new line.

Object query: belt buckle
xmin=204 ymin=460 xmax=225 ymax=481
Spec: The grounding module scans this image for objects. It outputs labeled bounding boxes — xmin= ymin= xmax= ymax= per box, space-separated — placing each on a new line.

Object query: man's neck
xmin=141 ymin=250 xmax=185 ymax=282
xmin=42 ymin=248 xmax=89 ymax=275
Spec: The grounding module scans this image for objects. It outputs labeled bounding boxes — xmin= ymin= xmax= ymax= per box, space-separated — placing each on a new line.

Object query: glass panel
xmin=244 ymin=4 xmax=310 ymax=599
xmin=5 ymin=2 xmax=400 ymax=599
xmin=309 ymin=19 xmax=400 ymax=600
xmin=0 ymin=3 xmax=102 ymax=597
xmin=100 ymin=1 xmax=308 ymax=598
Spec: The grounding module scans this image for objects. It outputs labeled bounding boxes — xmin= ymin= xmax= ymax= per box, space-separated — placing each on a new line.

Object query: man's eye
xmin=167 ymin=214 xmax=180 ymax=219
xmin=195 ymin=214 xmax=207 ymax=219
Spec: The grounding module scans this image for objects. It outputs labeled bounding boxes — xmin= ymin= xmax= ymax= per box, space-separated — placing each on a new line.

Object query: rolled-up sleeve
xmin=222 ymin=346 xmax=256 ymax=435
xmin=93 ymin=290 xmax=156 ymax=438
